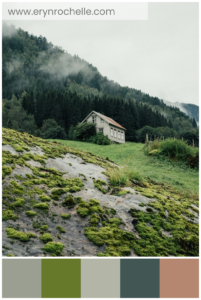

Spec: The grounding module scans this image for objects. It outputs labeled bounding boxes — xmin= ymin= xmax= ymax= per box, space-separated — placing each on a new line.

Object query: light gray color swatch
xmin=81 ymin=259 xmax=120 ymax=298
xmin=2 ymin=259 xmax=41 ymax=298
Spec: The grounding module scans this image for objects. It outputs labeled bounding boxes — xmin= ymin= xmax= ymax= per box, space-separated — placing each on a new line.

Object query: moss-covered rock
xmin=61 ymin=214 xmax=71 ymax=219
xmin=33 ymin=203 xmax=49 ymax=210
xmin=40 ymin=233 xmax=53 ymax=243
xmin=3 ymin=210 xmax=18 ymax=221
xmin=62 ymin=194 xmax=76 ymax=208
xmin=26 ymin=211 xmax=37 ymax=217
xmin=93 ymin=179 xmax=109 ymax=194
xmin=42 ymin=242 xmax=64 ymax=256
xmin=57 ymin=226 xmax=66 ymax=233
xmin=6 ymin=228 xmax=36 ymax=242
xmin=13 ymin=197 xmax=25 ymax=207
xmin=2 ymin=166 xmax=12 ymax=179
xmin=39 ymin=195 xmax=51 ymax=202
xmin=40 ymin=225 xmax=48 ymax=231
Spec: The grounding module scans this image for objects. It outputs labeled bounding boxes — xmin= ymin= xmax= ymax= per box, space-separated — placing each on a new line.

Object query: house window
xmin=92 ymin=116 xmax=96 ymax=123
xmin=118 ymin=131 xmax=120 ymax=139
xmin=99 ymin=128 xmax=103 ymax=133
xmin=101 ymin=118 xmax=104 ymax=123
xmin=111 ymin=128 xmax=113 ymax=137
xmin=121 ymin=132 xmax=124 ymax=140
xmin=114 ymin=130 xmax=117 ymax=138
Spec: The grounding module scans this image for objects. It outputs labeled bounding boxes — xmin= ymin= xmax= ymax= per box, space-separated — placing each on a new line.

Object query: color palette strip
xmin=2 ymin=259 xmax=199 ymax=298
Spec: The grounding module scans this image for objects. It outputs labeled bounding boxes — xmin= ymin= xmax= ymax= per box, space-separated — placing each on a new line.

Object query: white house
xmin=81 ymin=111 xmax=126 ymax=144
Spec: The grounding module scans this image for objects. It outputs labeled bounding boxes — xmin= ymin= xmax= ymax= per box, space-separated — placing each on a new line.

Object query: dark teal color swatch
xmin=120 ymin=259 xmax=159 ymax=298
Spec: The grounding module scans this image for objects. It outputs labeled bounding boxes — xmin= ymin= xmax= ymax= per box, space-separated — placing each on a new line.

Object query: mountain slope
xmin=2 ymin=23 xmax=197 ymax=139
xmin=164 ymin=100 xmax=199 ymax=124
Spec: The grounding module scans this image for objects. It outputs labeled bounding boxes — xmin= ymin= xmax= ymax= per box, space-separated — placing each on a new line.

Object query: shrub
xmin=159 ymin=139 xmax=192 ymax=160
xmin=75 ymin=122 xmax=96 ymax=140
xmin=88 ymin=132 xmax=111 ymax=145
xmin=41 ymin=119 xmax=67 ymax=139
xmin=43 ymin=126 xmax=67 ymax=139
xmin=144 ymin=138 xmax=199 ymax=168
xmin=180 ymin=130 xmax=199 ymax=147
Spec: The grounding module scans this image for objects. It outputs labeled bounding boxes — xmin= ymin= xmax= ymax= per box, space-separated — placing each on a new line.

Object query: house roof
xmin=97 ymin=113 xmax=126 ymax=130
xmin=81 ymin=111 xmax=126 ymax=130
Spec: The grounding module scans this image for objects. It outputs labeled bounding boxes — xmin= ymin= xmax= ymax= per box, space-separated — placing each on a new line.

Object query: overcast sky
xmin=5 ymin=3 xmax=199 ymax=105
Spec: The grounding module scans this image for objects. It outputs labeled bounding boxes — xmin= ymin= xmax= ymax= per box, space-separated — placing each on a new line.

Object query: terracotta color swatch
xmin=160 ymin=259 xmax=199 ymax=298
xmin=41 ymin=259 xmax=81 ymax=298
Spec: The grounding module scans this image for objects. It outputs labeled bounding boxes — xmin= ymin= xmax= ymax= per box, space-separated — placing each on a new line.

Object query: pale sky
xmin=5 ymin=3 xmax=199 ymax=105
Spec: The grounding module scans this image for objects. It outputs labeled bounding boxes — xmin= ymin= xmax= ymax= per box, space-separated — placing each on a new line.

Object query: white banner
xmin=2 ymin=2 xmax=148 ymax=20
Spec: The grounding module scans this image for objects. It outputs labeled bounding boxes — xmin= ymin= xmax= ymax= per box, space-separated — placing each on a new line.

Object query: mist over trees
xmin=2 ymin=23 xmax=198 ymax=142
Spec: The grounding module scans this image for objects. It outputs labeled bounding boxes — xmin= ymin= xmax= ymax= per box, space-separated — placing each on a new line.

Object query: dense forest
xmin=2 ymin=23 xmax=198 ymax=142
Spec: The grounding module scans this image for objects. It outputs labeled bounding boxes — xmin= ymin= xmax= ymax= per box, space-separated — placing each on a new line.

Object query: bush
xmin=75 ymin=122 xmax=96 ymax=140
xmin=180 ymin=130 xmax=199 ymax=147
xmin=136 ymin=126 xmax=177 ymax=143
xmin=159 ymin=139 xmax=193 ymax=161
xmin=40 ymin=119 xmax=67 ymax=139
xmin=43 ymin=126 xmax=67 ymax=139
xmin=88 ymin=132 xmax=111 ymax=145
xmin=144 ymin=138 xmax=199 ymax=168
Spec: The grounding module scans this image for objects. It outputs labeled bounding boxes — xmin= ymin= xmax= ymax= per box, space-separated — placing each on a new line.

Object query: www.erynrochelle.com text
xmin=8 ymin=8 xmax=115 ymax=17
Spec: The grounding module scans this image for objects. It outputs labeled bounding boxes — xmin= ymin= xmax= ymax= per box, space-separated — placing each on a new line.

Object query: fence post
xmin=145 ymin=134 xmax=148 ymax=143
xmin=192 ymin=139 xmax=194 ymax=147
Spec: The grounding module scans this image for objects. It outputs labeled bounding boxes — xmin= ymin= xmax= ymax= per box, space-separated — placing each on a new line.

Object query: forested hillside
xmin=2 ymin=23 xmax=198 ymax=142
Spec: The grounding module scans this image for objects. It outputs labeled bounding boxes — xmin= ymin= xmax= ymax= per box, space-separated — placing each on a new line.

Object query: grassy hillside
xmin=2 ymin=129 xmax=199 ymax=257
xmin=49 ymin=140 xmax=198 ymax=196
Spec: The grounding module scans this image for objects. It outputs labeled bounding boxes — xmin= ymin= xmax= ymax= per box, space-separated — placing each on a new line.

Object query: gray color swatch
xmin=81 ymin=259 xmax=120 ymax=298
xmin=2 ymin=259 xmax=41 ymax=298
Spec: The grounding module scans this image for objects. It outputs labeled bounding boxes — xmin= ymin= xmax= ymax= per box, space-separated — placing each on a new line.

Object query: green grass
xmin=48 ymin=140 xmax=198 ymax=196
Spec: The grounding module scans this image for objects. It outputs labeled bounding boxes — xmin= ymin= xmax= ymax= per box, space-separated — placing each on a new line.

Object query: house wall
xmin=86 ymin=114 xmax=125 ymax=144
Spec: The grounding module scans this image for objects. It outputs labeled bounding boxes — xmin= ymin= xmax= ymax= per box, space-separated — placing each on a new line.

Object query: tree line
xmin=2 ymin=22 xmax=198 ymax=142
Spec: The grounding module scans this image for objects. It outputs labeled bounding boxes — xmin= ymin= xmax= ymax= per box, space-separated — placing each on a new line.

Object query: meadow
xmin=48 ymin=140 xmax=199 ymax=196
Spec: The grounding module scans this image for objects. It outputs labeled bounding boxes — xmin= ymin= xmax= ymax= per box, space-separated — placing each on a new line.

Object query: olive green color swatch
xmin=2 ymin=259 xmax=41 ymax=298
xmin=120 ymin=259 xmax=160 ymax=298
xmin=81 ymin=259 xmax=120 ymax=298
xmin=41 ymin=259 xmax=81 ymax=298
